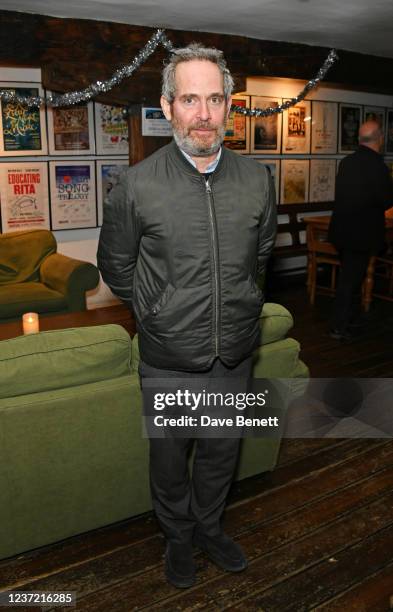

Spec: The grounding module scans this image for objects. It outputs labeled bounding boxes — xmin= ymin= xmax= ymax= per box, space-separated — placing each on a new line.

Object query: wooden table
xmin=303 ymin=215 xmax=393 ymax=311
xmin=0 ymin=304 xmax=136 ymax=342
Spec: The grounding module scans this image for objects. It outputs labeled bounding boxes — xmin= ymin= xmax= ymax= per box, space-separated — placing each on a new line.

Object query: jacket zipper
xmin=205 ymin=177 xmax=220 ymax=356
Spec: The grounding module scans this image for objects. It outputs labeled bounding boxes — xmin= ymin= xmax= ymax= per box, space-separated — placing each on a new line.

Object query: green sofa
xmin=0 ymin=303 xmax=308 ymax=560
xmin=0 ymin=229 xmax=100 ymax=320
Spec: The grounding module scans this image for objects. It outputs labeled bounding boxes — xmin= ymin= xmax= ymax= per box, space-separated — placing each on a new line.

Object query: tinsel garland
xmin=0 ymin=29 xmax=337 ymax=117
xmin=0 ymin=29 xmax=173 ymax=109
xmin=231 ymin=49 xmax=338 ymax=117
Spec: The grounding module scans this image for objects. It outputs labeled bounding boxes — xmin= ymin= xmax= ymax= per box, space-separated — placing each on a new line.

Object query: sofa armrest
xmin=260 ymin=302 xmax=294 ymax=345
xmin=40 ymin=253 xmax=99 ymax=311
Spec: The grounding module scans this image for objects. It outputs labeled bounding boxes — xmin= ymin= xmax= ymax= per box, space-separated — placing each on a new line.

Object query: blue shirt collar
xmin=180 ymin=147 xmax=222 ymax=173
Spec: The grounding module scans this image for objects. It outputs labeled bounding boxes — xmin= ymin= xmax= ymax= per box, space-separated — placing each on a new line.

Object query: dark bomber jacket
xmin=97 ymin=141 xmax=277 ymax=371
xmin=329 ymin=145 xmax=393 ymax=253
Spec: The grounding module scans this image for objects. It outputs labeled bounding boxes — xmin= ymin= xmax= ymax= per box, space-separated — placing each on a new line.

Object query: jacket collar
xmin=168 ymin=140 xmax=227 ymax=179
xmin=358 ymin=144 xmax=383 ymax=158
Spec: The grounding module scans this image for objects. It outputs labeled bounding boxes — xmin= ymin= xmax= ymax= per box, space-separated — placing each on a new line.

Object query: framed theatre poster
xmin=339 ymin=103 xmax=361 ymax=153
xmin=282 ymin=100 xmax=311 ymax=154
xmin=94 ymin=103 xmax=129 ymax=155
xmin=250 ymin=97 xmax=282 ymax=154
xmin=256 ymin=159 xmax=280 ymax=203
xmin=311 ymin=101 xmax=338 ymax=154
xmin=0 ymin=162 xmax=50 ymax=232
xmin=309 ymin=159 xmax=336 ymax=202
xmin=96 ymin=160 xmax=128 ymax=226
xmin=280 ymin=159 xmax=309 ymax=204
xmin=0 ymin=83 xmax=47 ymax=156
xmin=363 ymin=106 xmax=386 ymax=133
xmin=47 ymin=95 xmax=95 ymax=155
xmin=224 ymin=95 xmax=250 ymax=153
xmin=49 ymin=160 xmax=96 ymax=230
xmin=385 ymin=110 xmax=393 ymax=154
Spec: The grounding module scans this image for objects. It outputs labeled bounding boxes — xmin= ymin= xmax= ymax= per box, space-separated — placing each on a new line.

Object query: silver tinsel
xmin=0 ymin=29 xmax=173 ymax=109
xmin=231 ymin=49 xmax=338 ymax=116
xmin=0 ymin=33 xmax=336 ymax=116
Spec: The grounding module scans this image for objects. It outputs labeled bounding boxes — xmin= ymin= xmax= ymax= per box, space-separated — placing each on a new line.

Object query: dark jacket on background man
xmin=97 ymin=141 xmax=276 ymax=371
xmin=328 ymin=145 xmax=393 ymax=252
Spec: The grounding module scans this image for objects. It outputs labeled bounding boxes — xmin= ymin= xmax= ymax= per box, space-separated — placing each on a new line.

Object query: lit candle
xmin=22 ymin=312 xmax=40 ymax=335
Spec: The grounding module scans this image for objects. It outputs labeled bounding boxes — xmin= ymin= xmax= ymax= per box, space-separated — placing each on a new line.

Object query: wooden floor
xmin=1 ymin=281 xmax=393 ymax=611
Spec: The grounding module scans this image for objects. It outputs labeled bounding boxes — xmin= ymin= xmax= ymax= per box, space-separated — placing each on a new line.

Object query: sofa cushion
xmin=0 ymin=230 xmax=56 ymax=286
xmin=260 ymin=303 xmax=293 ymax=345
xmin=0 ymin=324 xmax=132 ymax=400
xmin=0 ymin=282 xmax=67 ymax=319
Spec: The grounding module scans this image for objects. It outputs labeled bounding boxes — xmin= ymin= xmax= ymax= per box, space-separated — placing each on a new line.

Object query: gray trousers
xmin=139 ymin=356 xmax=252 ymax=543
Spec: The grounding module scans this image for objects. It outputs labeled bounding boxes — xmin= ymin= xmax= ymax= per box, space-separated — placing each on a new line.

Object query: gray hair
xmin=161 ymin=43 xmax=234 ymax=102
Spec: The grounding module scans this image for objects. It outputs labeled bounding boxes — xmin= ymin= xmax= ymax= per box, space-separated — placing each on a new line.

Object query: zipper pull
xmin=205 ymin=179 xmax=212 ymax=193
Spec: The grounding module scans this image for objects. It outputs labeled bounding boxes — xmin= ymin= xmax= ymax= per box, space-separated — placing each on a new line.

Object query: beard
xmin=171 ymin=117 xmax=226 ymax=157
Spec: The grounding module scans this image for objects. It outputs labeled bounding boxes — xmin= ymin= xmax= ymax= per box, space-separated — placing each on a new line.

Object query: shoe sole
xmin=194 ymin=537 xmax=248 ymax=573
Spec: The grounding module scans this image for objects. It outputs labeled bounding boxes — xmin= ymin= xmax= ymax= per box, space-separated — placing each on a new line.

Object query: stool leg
xmin=310 ymin=256 xmax=316 ymax=305
xmin=362 ymin=256 xmax=375 ymax=312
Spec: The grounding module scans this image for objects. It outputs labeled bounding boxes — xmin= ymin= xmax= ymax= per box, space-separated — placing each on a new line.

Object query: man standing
xmin=97 ymin=44 xmax=276 ymax=587
xmin=329 ymin=120 xmax=393 ymax=340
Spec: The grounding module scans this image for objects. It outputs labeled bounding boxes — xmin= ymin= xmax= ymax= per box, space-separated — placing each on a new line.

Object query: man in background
xmin=328 ymin=120 xmax=393 ymax=341
xmin=97 ymin=43 xmax=276 ymax=588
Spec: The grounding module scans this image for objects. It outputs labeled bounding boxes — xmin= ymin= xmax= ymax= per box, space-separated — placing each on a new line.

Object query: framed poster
xmin=224 ymin=95 xmax=250 ymax=153
xmin=311 ymin=101 xmax=338 ymax=154
xmin=282 ymin=100 xmax=311 ymax=154
xmin=47 ymin=95 xmax=95 ymax=155
xmin=94 ymin=103 xmax=129 ymax=155
xmin=309 ymin=159 xmax=336 ymax=202
xmin=280 ymin=159 xmax=310 ymax=204
xmin=49 ymin=161 xmax=96 ymax=230
xmin=141 ymin=108 xmax=172 ymax=136
xmin=256 ymin=159 xmax=280 ymax=203
xmin=363 ymin=106 xmax=386 ymax=133
xmin=250 ymin=97 xmax=282 ymax=154
xmin=0 ymin=83 xmax=47 ymax=156
xmin=0 ymin=162 xmax=50 ymax=232
xmin=339 ymin=103 xmax=361 ymax=154
xmin=96 ymin=160 xmax=128 ymax=226
xmin=385 ymin=110 xmax=393 ymax=154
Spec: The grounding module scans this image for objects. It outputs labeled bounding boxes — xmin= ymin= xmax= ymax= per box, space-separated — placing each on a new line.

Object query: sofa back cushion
xmin=0 ymin=230 xmax=57 ymax=286
xmin=0 ymin=324 xmax=132 ymax=399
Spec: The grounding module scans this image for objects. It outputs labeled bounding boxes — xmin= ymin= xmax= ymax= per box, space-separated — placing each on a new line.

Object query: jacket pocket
xmin=138 ymin=282 xmax=176 ymax=324
xmin=247 ymin=274 xmax=263 ymax=301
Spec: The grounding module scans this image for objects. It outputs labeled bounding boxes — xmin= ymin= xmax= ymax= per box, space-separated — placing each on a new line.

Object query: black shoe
xmin=329 ymin=328 xmax=354 ymax=342
xmin=194 ymin=531 xmax=247 ymax=572
xmin=164 ymin=541 xmax=196 ymax=589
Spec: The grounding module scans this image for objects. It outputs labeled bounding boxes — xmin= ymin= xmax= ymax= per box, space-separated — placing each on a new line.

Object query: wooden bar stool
xmin=306 ymin=221 xmax=341 ymax=305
